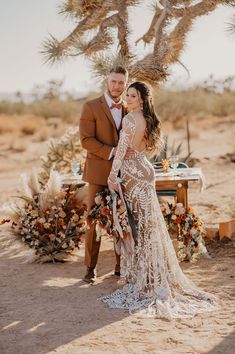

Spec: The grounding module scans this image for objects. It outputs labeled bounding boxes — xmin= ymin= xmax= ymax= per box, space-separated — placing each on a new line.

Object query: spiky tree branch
xmin=42 ymin=0 xmax=235 ymax=85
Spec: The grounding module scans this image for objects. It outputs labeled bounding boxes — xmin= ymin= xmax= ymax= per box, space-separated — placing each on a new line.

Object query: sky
xmin=0 ymin=0 xmax=235 ymax=96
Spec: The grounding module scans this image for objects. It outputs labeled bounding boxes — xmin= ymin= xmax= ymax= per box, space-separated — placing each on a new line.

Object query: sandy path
xmin=0 ymin=234 xmax=234 ymax=354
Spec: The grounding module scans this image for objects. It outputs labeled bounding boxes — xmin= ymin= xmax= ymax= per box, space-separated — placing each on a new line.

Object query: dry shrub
xmin=28 ymin=99 xmax=84 ymax=123
xmin=154 ymin=88 xmax=235 ymax=122
xmin=33 ymin=126 xmax=51 ymax=142
xmin=20 ymin=121 xmax=40 ymax=135
xmin=0 ymin=114 xmax=45 ymax=136
xmin=1 ymin=88 xmax=234 ymax=125
xmin=9 ymin=140 xmax=27 ymax=152
xmin=0 ymin=114 xmax=18 ymax=133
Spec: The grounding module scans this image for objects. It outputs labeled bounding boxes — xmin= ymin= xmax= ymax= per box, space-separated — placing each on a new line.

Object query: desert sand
xmin=0 ymin=114 xmax=235 ymax=354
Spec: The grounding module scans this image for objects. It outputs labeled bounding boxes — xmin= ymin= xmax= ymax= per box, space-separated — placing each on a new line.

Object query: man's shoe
xmin=114 ymin=271 xmax=121 ymax=276
xmin=83 ymin=267 xmax=96 ymax=284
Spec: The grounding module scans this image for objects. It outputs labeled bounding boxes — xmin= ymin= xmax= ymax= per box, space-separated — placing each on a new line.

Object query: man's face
xmin=106 ymin=72 xmax=127 ymax=99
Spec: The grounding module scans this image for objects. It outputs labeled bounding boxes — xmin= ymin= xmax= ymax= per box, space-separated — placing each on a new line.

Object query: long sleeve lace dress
xmin=101 ymin=112 xmax=217 ymax=320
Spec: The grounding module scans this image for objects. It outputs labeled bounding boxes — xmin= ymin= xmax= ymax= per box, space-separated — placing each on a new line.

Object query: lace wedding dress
xmin=102 ymin=112 xmax=217 ymax=320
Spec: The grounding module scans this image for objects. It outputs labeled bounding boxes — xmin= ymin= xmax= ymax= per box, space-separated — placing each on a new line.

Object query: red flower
xmin=175 ymin=216 xmax=182 ymax=224
xmin=101 ymin=207 xmax=111 ymax=216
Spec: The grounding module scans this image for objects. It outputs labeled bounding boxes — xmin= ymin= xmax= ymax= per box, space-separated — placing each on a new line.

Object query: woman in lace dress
xmin=103 ymin=81 xmax=217 ymax=320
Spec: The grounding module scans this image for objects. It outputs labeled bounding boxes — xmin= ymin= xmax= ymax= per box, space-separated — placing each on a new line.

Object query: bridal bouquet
xmin=87 ymin=189 xmax=114 ymax=239
xmin=161 ymin=202 xmax=207 ymax=262
xmin=88 ymin=188 xmax=134 ymax=255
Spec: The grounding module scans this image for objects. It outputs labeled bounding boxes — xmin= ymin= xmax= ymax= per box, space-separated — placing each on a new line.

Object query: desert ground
xmin=0 ymin=113 xmax=235 ymax=354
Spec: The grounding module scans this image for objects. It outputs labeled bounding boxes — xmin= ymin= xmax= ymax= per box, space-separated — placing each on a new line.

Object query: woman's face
xmin=126 ymin=87 xmax=143 ymax=112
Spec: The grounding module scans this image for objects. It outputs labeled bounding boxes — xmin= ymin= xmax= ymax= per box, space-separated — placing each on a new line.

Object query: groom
xmin=79 ymin=65 xmax=129 ymax=283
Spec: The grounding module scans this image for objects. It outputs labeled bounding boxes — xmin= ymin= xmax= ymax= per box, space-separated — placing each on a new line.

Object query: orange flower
xmin=48 ymin=234 xmax=56 ymax=241
xmin=58 ymin=210 xmax=66 ymax=218
xmin=0 ymin=219 xmax=11 ymax=225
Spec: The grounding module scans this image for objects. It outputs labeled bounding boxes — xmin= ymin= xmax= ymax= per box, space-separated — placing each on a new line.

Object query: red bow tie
xmin=111 ymin=103 xmax=122 ymax=110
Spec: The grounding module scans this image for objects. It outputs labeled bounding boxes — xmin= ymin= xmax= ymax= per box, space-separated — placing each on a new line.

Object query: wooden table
xmin=155 ymin=168 xmax=205 ymax=209
xmin=62 ymin=167 xmax=205 ymax=210
xmin=62 ymin=176 xmax=86 ymax=187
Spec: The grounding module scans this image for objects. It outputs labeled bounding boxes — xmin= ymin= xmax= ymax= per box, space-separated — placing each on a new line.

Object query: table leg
xmin=176 ymin=182 xmax=188 ymax=209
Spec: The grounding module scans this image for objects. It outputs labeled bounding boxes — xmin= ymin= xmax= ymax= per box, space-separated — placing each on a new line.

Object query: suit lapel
xmin=99 ymin=95 xmax=118 ymax=138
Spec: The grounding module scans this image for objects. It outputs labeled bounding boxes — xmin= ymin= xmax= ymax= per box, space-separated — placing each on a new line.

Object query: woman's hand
xmin=108 ymin=178 xmax=119 ymax=192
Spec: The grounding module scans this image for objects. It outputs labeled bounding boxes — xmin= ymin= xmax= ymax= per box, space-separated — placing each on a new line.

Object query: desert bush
xmin=0 ymin=99 xmax=84 ymax=123
xmin=1 ymin=80 xmax=235 ymax=123
xmin=154 ymin=88 xmax=235 ymax=122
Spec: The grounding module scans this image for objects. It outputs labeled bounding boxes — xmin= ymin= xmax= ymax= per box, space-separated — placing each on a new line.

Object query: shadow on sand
xmin=0 ymin=232 xmax=128 ymax=354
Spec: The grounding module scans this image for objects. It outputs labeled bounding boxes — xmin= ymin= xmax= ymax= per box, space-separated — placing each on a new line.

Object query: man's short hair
xmin=109 ymin=65 xmax=128 ymax=77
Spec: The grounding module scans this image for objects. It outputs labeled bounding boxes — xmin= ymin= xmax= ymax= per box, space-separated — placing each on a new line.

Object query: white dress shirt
xmin=104 ymin=91 xmax=122 ymax=130
xmin=104 ymin=92 xmax=123 ymax=160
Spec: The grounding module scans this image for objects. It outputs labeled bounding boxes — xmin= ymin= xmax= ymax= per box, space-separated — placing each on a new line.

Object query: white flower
xmin=39 ymin=217 xmax=46 ymax=223
xmin=175 ymin=204 xmax=185 ymax=215
xmin=95 ymin=195 xmax=103 ymax=205
xmin=72 ymin=213 xmax=79 ymax=221
xmin=58 ymin=210 xmax=66 ymax=218
xmin=190 ymin=228 xmax=197 ymax=236
xmin=69 ymin=240 xmax=75 ymax=247
xmin=44 ymin=223 xmax=51 ymax=229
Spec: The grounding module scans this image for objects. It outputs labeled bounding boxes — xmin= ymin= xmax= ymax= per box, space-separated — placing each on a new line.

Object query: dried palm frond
xmin=39 ymin=127 xmax=85 ymax=185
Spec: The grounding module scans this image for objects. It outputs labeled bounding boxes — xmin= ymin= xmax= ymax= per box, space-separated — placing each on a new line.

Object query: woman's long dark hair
xmin=128 ymin=81 xmax=162 ymax=153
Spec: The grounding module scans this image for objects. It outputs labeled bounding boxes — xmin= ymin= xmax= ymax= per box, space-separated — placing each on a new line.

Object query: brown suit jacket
xmin=79 ymin=95 xmax=127 ymax=186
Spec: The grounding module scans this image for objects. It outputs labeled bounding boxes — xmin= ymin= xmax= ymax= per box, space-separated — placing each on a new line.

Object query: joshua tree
xmin=228 ymin=13 xmax=235 ymax=33
xmin=42 ymin=1 xmax=235 ymax=86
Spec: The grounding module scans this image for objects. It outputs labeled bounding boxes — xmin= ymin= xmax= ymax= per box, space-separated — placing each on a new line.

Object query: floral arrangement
xmin=88 ymin=189 xmax=207 ymax=262
xmin=1 ymin=170 xmax=87 ymax=262
xmin=88 ymin=188 xmax=134 ymax=255
xmin=160 ymin=202 xmax=208 ymax=262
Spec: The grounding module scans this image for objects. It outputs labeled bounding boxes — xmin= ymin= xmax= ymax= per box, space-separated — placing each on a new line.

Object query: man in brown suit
xmin=79 ymin=66 xmax=128 ymax=283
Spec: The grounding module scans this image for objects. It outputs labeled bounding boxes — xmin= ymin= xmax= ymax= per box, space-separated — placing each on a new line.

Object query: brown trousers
xmin=84 ymin=183 xmax=120 ymax=272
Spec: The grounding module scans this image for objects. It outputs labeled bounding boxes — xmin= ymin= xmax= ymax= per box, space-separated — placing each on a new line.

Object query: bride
xmin=103 ymin=81 xmax=217 ymax=319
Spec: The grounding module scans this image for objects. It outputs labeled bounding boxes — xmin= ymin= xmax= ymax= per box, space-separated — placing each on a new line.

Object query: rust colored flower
xmin=0 ymin=219 xmax=11 ymax=225
xmin=101 ymin=207 xmax=111 ymax=216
